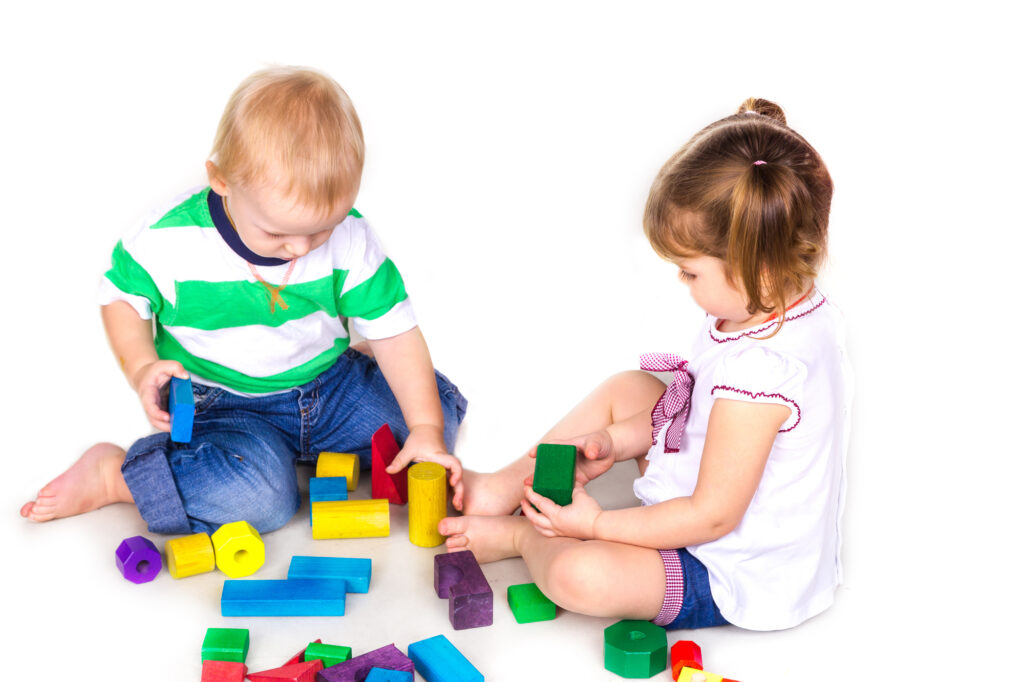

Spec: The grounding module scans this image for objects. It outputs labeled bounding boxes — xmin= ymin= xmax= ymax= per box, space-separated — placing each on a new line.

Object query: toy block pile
xmin=602 ymin=625 xmax=743 ymax=681
xmin=200 ymin=629 xmax=481 ymax=682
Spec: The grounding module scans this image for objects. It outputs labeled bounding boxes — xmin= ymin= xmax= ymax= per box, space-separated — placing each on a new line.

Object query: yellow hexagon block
xmin=211 ymin=520 xmax=265 ymax=578
xmin=677 ymin=667 xmax=724 ymax=682
xmin=165 ymin=532 xmax=215 ymax=579
xmin=312 ymin=499 xmax=390 ymax=539
xmin=316 ymin=452 xmax=359 ymax=491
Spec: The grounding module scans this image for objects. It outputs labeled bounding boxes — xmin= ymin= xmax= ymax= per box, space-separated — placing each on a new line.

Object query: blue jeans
xmin=121 ymin=349 xmax=467 ymax=535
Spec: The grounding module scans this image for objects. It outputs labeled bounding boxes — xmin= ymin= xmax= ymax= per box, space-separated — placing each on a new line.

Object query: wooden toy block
xmin=507 ymin=582 xmax=557 ymax=623
xmin=407 ymin=635 xmax=483 ymax=682
xmin=165 ymin=532 xmax=215 ymax=579
xmin=115 ymin=535 xmax=162 ymax=584
xmin=221 ymin=578 xmax=347 ymax=617
xmin=316 ymin=644 xmax=414 ymax=682
xmin=284 ymin=640 xmax=322 ymax=666
xmin=533 ymin=443 xmax=576 ymax=505
xmin=316 ymin=452 xmax=359 ymax=490
xmin=604 ymin=619 xmax=668 ymax=678
xmin=201 ymin=659 xmax=247 ymax=682
xmin=407 ymin=462 xmax=447 ymax=547
xmin=288 ymin=556 xmax=371 ymax=593
xmin=211 ymin=520 xmax=265 ymax=578
xmin=201 ymin=627 xmax=249 ymax=662
xmin=434 ymin=551 xmax=492 ymax=629
xmin=371 ymin=424 xmax=408 ymax=504
xmin=671 ymin=640 xmax=703 ymax=677
xmin=168 ymin=376 xmax=195 ymax=442
xmin=308 ymin=477 xmax=349 ymax=525
xmin=311 ymin=499 xmax=390 ymax=539
xmin=303 ymin=642 xmax=353 ymax=667
xmin=677 ymin=667 xmax=725 ymax=682
xmin=248 ymin=660 xmax=323 ymax=682
xmin=364 ymin=668 xmax=413 ymax=682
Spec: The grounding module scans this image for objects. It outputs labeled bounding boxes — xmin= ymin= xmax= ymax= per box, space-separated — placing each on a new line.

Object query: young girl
xmin=442 ymin=98 xmax=851 ymax=632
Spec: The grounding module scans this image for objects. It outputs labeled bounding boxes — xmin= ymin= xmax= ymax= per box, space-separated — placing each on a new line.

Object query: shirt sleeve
xmin=97 ymin=229 xmax=165 ymax=320
xmin=333 ymin=215 xmax=417 ymax=339
xmin=709 ymin=346 xmax=807 ymax=432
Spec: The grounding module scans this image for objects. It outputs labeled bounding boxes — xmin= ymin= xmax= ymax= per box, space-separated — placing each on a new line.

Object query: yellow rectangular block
xmin=316 ymin=452 xmax=359 ymax=491
xmin=678 ymin=668 xmax=724 ymax=682
xmin=312 ymin=499 xmax=390 ymax=539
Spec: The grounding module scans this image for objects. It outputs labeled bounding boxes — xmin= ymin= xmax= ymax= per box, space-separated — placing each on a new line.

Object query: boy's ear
xmin=205 ymin=160 xmax=230 ymax=196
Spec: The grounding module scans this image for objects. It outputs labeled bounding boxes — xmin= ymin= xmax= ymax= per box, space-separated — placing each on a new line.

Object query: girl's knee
xmin=541 ymin=546 xmax=611 ymax=613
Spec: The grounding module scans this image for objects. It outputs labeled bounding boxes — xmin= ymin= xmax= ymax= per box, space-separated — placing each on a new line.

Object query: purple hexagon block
xmin=115 ymin=535 xmax=162 ymax=584
xmin=434 ymin=551 xmax=492 ymax=630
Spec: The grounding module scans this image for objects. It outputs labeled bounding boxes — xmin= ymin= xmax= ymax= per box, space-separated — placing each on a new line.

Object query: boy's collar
xmin=207 ymin=188 xmax=291 ymax=267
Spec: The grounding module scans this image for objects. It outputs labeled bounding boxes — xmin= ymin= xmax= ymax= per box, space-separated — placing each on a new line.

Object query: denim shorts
xmin=121 ymin=348 xmax=467 ymax=535
xmin=654 ymin=548 xmax=730 ymax=630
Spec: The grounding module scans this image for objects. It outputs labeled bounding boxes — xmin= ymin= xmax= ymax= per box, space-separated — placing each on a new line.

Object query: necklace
xmin=247 ymin=260 xmax=296 ymax=314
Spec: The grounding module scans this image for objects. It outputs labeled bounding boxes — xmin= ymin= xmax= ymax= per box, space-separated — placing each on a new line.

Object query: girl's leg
xmin=463 ymin=370 xmax=666 ymax=515
xmin=20 ymin=442 xmax=134 ymax=522
xmin=440 ymin=514 xmax=665 ymax=620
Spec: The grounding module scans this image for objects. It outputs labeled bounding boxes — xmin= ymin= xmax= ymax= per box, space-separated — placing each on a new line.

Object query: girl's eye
xmin=678 ymin=270 xmax=696 ymax=281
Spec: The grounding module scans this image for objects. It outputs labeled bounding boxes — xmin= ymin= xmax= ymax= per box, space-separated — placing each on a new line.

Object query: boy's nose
xmin=286 ymin=238 xmax=312 ymax=257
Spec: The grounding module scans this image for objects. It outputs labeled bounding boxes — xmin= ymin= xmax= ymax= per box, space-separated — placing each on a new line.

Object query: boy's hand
xmin=521 ymin=483 xmax=604 ymax=540
xmin=529 ymin=429 xmax=617 ymax=486
xmin=386 ymin=424 xmax=465 ymax=511
xmin=129 ymin=360 xmax=189 ymax=432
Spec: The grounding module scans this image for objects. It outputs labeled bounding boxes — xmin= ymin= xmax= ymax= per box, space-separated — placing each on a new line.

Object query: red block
xmin=671 ymin=640 xmax=703 ymax=677
xmin=371 ymin=424 xmax=408 ymax=504
xmin=248 ymin=660 xmax=323 ymax=681
xmin=201 ymin=659 xmax=247 ymax=682
xmin=283 ymin=639 xmax=322 ymax=666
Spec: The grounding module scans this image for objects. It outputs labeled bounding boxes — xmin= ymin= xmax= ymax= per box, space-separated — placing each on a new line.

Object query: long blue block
xmin=408 ymin=635 xmax=483 ymax=682
xmin=308 ymin=477 xmax=348 ymax=524
xmin=365 ymin=668 xmax=413 ymax=682
xmin=221 ymin=579 xmax=346 ymax=616
xmin=168 ymin=376 xmax=195 ymax=443
xmin=287 ymin=556 xmax=371 ymax=593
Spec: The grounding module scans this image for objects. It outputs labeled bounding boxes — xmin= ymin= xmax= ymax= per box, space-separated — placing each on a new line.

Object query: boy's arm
xmin=364 ymin=326 xmax=465 ymax=508
xmin=102 ymin=301 xmax=188 ymax=431
xmin=521 ymin=398 xmax=790 ymax=547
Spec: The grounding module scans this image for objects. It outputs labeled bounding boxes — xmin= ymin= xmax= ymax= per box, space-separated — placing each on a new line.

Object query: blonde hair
xmin=644 ymin=98 xmax=833 ymax=326
xmin=210 ymin=66 xmax=364 ymax=214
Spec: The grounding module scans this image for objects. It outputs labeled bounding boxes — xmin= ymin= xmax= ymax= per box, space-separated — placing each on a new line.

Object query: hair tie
xmin=745 ymin=111 xmax=760 ymax=115
xmin=753 ymin=160 xmax=767 ymax=166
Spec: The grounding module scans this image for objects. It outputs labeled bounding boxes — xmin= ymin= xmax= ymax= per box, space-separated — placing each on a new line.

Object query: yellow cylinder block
xmin=312 ymin=499 xmax=390 ymax=539
xmin=165 ymin=532 xmax=215 ymax=579
xmin=211 ymin=520 xmax=265 ymax=578
xmin=407 ymin=462 xmax=447 ymax=547
xmin=316 ymin=452 xmax=359 ymax=491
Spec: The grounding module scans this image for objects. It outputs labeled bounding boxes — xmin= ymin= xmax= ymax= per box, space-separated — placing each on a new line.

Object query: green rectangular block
xmin=533 ymin=443 xmax=576 ymax=506
xmin=201 ymin=627 xmax=250 ymax=662
xmin=507 ymin=582 xmax=557 ymax=623
xmin=304 ymin=641 xmax=353 ymax=667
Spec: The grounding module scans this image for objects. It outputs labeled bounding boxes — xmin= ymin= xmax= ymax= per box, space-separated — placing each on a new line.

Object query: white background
xmin=2 ymin=2 xmax=1022 ymax=680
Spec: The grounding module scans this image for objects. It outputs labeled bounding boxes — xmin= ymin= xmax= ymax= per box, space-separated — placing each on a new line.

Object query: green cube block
xmin=201 ymin=627 xmax=250 ymax=662
xmin=533 ymin=443 xmax=576 ymax=506
xmin=604 ymin=620 xmax=667 ymax=678
xmin=304 ymin=641 xmax=353 ymax=667
xmin=507 ymin=582 xmax=557 ymax=623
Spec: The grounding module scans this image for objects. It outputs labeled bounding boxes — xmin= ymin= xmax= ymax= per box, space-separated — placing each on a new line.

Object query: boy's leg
xmin=440 ymin=514 xmax=665 ymax=620
xmin=463 ymin=370 xmax=666 ymax=515
xmin=20 ymin=442 xmax=134 ymax=522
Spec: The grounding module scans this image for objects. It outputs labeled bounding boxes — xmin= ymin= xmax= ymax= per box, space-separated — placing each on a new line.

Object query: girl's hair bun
xmin=737 ymin=98 xmax=787 ymax=126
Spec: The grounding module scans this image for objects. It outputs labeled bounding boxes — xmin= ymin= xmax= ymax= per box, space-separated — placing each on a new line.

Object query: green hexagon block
xmin=603 ymin=620 xmax=667 ymax=678
xmin=507 ymin=582 xmax=557 ymax=623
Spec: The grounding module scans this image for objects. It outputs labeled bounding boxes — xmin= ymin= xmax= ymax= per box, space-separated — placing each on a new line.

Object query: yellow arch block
xmin=312 ymin=499 xmax=390 ymax=539
xmin=211 ymin=520 xmax=265 ymax=578
xmin=165 ymin=532 xmax=215 ymax=579
xmin=316 ymin=452 xmax=359 ymax=491
xmin=408 ymin=462 xmax=447 ymax=547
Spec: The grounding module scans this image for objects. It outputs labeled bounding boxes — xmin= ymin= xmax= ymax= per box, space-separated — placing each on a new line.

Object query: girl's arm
xmin=366 ymin=326 xmax=465 ymax=508
xmin=522 ymin=398 xmax=791 ymax=547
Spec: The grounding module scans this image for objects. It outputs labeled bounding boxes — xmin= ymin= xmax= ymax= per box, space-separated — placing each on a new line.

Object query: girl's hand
xmin=129 ymin=360 xmax=189 ymax=432
xmin=521 ymin=483 xmax=604 ymax=540
xmin=529 ymin=430 xmax=617 ymax=485
xmin=386 ymin=424 xmax=465 ymax=511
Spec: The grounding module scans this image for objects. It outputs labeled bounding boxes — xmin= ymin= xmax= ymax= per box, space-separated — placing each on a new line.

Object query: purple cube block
xmin=434 ymin=551 xmax=493 ymax=630
xmin=316 ymin=644 xmax=414 ymax=682
xmin=115 ymin=535 xmax=162 ymax=584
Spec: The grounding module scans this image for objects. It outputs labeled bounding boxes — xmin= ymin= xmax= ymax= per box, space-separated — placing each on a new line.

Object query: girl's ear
xmin=205 ymin=160 xmax=230 ymax=196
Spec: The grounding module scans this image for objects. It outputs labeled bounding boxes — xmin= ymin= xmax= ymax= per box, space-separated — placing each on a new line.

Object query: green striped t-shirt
xmin=98 ymin=187 xmax=416 ymax=394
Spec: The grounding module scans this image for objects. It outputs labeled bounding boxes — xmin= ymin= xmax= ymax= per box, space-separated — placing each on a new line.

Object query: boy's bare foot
xmin=439 ymin=514 xmax=530 ymax=563
xmin=20 ymin=442 xmax=134 ymax=522
xmin=460 ymin=469 xmax=530 ymax=516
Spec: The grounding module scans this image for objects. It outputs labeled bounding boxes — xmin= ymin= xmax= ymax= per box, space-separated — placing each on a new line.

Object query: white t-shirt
xmin=633 ymin=287 xmax=853 ymax=631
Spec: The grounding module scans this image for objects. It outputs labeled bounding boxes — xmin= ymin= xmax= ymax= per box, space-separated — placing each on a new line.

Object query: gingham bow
xmin=640 ymin=352 xmax=693 ymax=453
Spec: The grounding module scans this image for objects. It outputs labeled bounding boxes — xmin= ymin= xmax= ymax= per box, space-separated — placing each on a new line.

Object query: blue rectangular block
xmin=287 ymin=556 xmax=371 ymax=593
xmin=364 ymin=668 xmax=413 ymax=682
xmin=308 ymin=477 xmax=348 ymax=524
xmin=221 ymin=579 xmax=346 ymax=617
xmin=408 ymin=635 xmax=483 ymax=682
xmin=168 ymin=376 xmax=195 ymax=443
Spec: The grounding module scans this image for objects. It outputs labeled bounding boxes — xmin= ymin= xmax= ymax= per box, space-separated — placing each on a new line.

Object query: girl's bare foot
xmin=20 ymin=442 xmax=134 ymax=522
xmin=439 ymin=513 xmax=531 ymax=563
xmin=460 ymin=468 xmax=531 ymax=516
